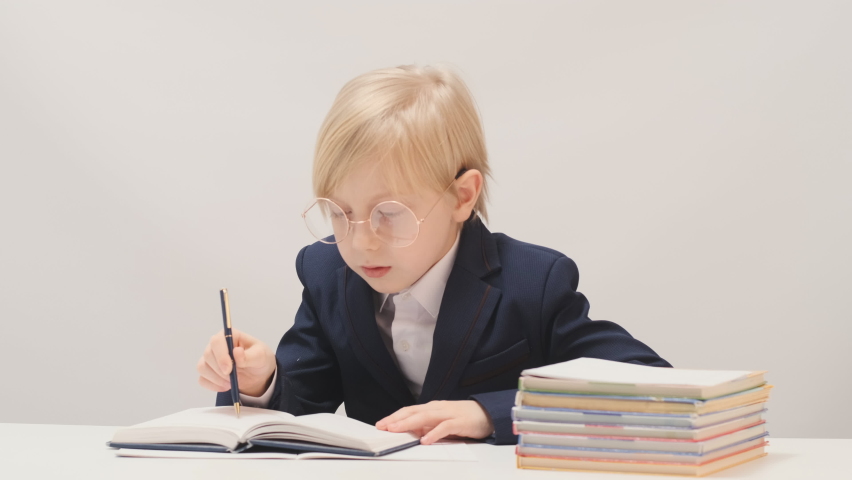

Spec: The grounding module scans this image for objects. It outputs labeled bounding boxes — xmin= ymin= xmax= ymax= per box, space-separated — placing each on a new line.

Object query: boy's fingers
xmin=233 ymin=329 xmax=257 ymax=348
xmin=421 ymin=420 xmax=462 ymax=445
xmin=203 ymin=344 xmax=226 ymax=378
xmin=376 ymin=407 xmax=408 ymax=430
xmin=198 ymin=375 xmax=231 ymax=393
xmin=204 ymin=353 xmax=230 ymax=385
xmin=388 ymin=411 xmax=441 ymax=433
xmin=197 ymin=360 xmax=231 ymax=389
xmin=376 ymin=405 xmax=420 ymax=428
xmin=243 ymin=343 xmax=273 ymax=369
xmin=233 ymin=346 xmax=246 ymax=366
xmin=209 ymin=331 xmax=233 ymax=375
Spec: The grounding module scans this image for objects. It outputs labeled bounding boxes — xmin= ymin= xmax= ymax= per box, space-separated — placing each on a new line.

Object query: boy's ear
xmin=452 ymin=169 xmax=483 ymax=223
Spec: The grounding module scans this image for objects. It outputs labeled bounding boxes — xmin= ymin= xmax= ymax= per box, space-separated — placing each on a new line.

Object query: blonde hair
xmin=313 ymin=64 xmax=491 ymax=223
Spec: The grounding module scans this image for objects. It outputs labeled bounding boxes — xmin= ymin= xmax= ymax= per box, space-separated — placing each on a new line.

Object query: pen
xmin=219 ymin=288 xmax=241 ymax=418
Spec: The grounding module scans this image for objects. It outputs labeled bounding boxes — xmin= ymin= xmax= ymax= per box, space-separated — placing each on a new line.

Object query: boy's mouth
xmin=362 ymin=266 xmax=391 ymax=278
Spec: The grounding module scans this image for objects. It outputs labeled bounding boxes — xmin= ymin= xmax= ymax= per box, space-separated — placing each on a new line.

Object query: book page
xmin=521 ymin=358 xmax=759 ymax=387
xmin=120 ymin=406 xmax=295 ymax=438
xmin=290 ymin=413 xmax=417 ymax=442
xmin=275 ymin=413 xmax=418 ymax=451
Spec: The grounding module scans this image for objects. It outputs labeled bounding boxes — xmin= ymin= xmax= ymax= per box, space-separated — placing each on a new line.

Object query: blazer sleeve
xmin=541 ymin=255 xmax=671 ymax=367
xmin=470 ymin=255 xmax=671 ymax=445
xmin=217 ymin=245 xmax=344 ymax=414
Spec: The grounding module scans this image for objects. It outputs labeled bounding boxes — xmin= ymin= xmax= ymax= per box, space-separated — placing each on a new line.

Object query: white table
xmin=1 ymin=423 xmax=849 ymax=480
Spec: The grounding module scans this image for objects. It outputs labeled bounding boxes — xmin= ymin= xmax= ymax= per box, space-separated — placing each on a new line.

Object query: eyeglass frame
xmin=301 ymin=168 xmax=469 ymax=247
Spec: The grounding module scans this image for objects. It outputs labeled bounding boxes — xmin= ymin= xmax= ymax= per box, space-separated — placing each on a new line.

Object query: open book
xmin=108 ymin=406 xmax=420 ymax=456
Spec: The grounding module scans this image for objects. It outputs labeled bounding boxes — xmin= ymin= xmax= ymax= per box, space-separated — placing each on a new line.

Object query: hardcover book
xmin=108 ymin=406 xmax=420 ymax=456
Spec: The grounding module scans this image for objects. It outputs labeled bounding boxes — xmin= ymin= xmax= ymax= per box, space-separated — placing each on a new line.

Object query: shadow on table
xmin=710 ymin=453 xmax=796 ymax=478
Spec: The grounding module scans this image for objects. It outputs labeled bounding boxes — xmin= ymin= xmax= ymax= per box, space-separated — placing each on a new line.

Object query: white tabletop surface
xmin=1 ymin=423 xmax=849 ymax=480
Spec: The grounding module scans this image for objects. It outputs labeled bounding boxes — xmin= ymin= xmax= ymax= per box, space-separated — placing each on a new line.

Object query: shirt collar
xmin=378 ymin=230 xmax=462 ymax=318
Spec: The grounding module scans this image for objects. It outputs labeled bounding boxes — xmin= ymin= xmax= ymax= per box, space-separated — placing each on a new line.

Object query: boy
xmin=197 ymin=64 xmax=670 ymax=445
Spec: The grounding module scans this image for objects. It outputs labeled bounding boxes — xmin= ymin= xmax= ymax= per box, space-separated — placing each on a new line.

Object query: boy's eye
xmin=376 ymin=206 xmax=407 ymax=221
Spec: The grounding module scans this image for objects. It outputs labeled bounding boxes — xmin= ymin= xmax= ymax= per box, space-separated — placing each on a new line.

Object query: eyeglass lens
xmin=303 ymin=199 xmax=420 ymax=247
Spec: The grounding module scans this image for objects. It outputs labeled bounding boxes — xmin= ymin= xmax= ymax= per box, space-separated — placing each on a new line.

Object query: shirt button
xmin=400 ymin=341 xmax=410 ymax=351
xmin=401 ymin=292 xmax=411 ymax=300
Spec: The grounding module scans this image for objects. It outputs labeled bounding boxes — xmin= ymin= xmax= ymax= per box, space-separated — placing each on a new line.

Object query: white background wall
xmin=1 ymin=1 xmax=849 ymax=438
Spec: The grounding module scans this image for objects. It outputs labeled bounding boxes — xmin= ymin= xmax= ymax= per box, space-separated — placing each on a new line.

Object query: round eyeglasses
xmin=302 ymin=168 xmax=467 ymax=248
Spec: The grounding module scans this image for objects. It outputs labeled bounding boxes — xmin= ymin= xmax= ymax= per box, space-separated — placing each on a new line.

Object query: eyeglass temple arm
xmin=419 ymin=168 xmax=470 ymax=223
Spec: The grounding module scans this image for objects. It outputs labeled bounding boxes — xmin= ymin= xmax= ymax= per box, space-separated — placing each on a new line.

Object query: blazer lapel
xmin=418 ymin=218 xmax=503 ymax=402
xmin=339 ymin=266 xmax=415 ymax=407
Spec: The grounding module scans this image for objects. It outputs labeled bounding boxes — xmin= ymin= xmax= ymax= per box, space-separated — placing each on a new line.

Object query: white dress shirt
xmin=241 ymin=230 xmax=461 ymax=407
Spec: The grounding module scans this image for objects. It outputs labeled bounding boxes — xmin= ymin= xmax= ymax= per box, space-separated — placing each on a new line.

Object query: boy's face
xmin=329 ymin=162 xmax=460 ymax=294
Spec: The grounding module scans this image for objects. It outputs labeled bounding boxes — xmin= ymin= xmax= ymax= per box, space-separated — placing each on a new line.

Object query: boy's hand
xmin=196 ymin=328 xmax=276 ymax=397
xmin=375 ymin=400 xmax=494 ymax=445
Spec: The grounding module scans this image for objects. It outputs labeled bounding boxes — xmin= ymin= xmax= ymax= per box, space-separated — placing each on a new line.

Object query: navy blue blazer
xmin=217 ymin=217 xmax=671 ymax=444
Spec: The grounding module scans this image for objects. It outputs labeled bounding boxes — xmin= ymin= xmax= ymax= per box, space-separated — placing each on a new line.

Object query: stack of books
xmin=513 ymin=358 xmax=771 ymax=476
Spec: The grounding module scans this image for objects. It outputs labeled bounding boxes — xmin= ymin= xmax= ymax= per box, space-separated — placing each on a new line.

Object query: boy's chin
xmin=363 ymin=278 xmax=396 ymax=294
xmin=360 ymin=273 xmax=406 ymax=294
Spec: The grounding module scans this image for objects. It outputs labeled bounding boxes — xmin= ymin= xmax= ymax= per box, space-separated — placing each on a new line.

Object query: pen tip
xmin=235 ymin=403 xmax=241 ymax=418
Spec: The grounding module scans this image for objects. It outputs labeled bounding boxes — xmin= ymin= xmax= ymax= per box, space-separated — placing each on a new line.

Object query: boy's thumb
xmin=233 ymin=346 xmax=246 ymax=366
xmin=242 ymin=343 xmax=267 ymax=367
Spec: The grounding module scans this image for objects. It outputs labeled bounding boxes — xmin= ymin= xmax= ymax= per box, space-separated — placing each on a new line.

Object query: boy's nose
xmin=349 ymin=220 xmax=380 ymax=252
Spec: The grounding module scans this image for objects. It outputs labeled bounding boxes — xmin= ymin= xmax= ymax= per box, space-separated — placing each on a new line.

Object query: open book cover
xmin=107 ymin=406 xmax=420 ymax=457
